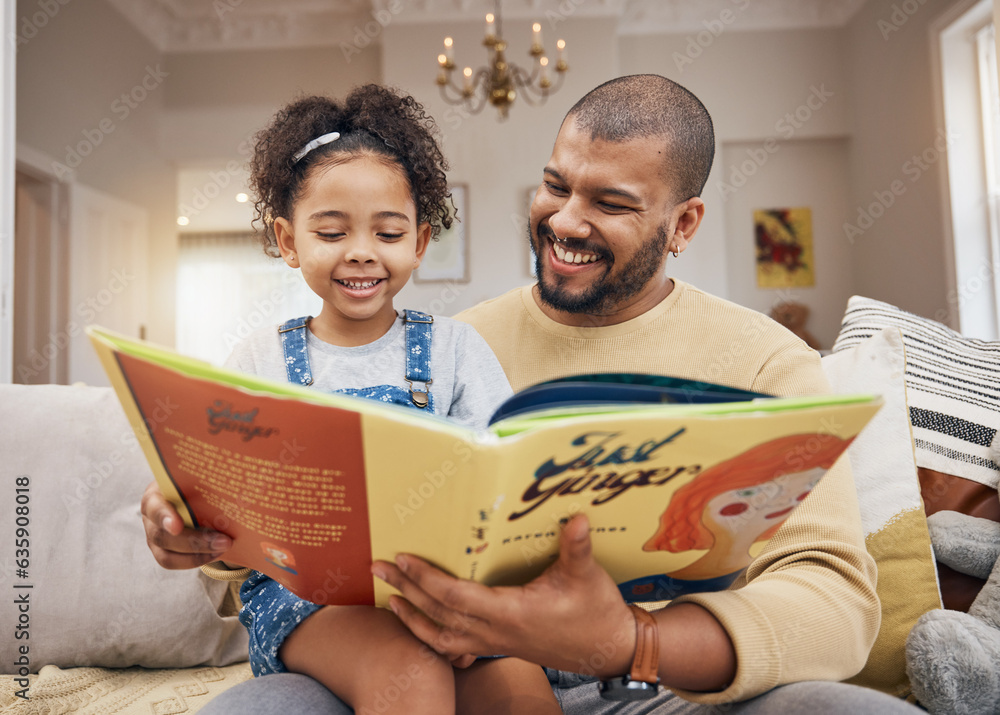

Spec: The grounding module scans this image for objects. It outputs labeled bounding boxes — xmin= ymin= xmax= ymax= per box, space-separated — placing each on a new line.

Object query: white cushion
xmin=0 ymin=384 xmax=248 ymax=671
xmin=822 ymin=327 xmax=941 ymax=696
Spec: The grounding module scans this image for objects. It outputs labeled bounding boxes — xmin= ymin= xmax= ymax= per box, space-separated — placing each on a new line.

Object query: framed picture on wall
xmin=415 ymin=184 xmax=469 ymax=283
xmin=754 ymin=207 xmax=815 ymax=288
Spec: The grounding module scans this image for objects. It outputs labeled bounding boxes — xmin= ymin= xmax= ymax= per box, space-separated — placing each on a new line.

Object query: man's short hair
xmin=566 ymin=74 xmax=715 ymax=202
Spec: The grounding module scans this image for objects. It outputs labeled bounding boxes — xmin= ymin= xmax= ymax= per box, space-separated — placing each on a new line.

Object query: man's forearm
xmin=653 ymin=602 xmax=736 ymax=692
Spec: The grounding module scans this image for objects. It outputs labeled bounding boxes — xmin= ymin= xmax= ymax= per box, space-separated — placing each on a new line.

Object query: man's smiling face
xmin=529 ymin=120 xmax=682 ymax=324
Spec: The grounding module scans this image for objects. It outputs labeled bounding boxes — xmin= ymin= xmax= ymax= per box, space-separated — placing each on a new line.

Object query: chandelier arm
xmin=510 ymin=65 xmax=550 ymax=107
xmin=438 ymin=80 xmax=490 ymax=115
xmin=517 ymin=60 xmax=541 ymax=87
xmin=464 ymin=90 xmax=490 ymax=115
xmin=437 ymin=79 xmax=467 ymax=103
xmin=465 ymin=67 xmax=494 ymax=114
xmin=550 ymin=67 xmax=567 ymax=93
xmin=545 ymin=66 xmax=566 ymax=94
xmin=509 ymin=62 xmax=536 ymax=86
xmin=473 ymin=66 xmax=492 ymax=88
xmin=517 ymin=86 xmax=549 ymax=107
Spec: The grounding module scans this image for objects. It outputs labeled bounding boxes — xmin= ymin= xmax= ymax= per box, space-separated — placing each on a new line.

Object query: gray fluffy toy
xmin=905 ymin=433 xmax=1000 ymax=715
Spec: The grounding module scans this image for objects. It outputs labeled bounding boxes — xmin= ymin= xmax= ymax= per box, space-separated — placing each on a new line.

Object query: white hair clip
xmin=292 ymin=131 xmax=341 ymax=164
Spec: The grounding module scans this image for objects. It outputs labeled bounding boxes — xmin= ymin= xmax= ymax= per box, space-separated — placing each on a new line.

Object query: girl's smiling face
xmin=273 ymin=155 xmax=431 ymax=346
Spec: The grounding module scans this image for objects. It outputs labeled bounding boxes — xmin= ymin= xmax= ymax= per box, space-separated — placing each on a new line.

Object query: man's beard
xmin=532 ymin=221 xmax=670 ymax=316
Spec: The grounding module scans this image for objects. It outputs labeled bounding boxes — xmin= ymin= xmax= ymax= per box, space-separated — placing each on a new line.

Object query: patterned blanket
xmin=0 ymin=663 xmax=252 ymax=714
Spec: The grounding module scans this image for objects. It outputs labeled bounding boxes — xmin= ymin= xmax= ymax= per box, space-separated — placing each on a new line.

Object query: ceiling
xmin=107 ymin=0 xmax=869 ymax=52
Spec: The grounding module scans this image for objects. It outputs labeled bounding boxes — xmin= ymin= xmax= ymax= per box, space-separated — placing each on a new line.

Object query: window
xmin=938 ymin=0 xmax=1000 ymax=339
xmin=976 ymin=22 xmax=1000 ymax=321
xmin=176 ymin=232 xmax=319 ymax=365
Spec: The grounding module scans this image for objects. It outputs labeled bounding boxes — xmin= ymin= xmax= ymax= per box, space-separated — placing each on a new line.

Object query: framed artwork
xmin=754 ymin=207 xmax=815 ymax=288
xmin=415 ymin=184 xmax=469 ymax=283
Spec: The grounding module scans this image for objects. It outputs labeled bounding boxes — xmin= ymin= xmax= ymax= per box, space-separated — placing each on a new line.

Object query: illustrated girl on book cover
xmin=619 ymin=434 xmax=852 ymax=601
xmin=262 ymin=542 xmax=299 ymax=575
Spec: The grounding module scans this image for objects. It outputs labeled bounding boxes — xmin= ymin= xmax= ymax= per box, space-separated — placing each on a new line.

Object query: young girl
xmin=222 ymin=85 xmax=561 ymax=715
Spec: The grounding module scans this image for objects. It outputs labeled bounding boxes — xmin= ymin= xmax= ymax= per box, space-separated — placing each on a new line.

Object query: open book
xmin=88 ymin=326 xmax=881 ymax=607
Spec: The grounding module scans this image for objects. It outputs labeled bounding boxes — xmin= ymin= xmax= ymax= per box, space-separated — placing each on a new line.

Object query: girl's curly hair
xmin=249 ymin=85 xmax=453 ymax=256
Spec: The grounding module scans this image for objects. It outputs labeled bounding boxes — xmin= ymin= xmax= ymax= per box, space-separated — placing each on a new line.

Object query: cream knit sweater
xmin=455 ymin=280 xmax=879 ymax=705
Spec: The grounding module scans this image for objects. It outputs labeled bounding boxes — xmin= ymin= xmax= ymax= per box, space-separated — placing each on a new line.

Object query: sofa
xmin=1 ymin=295 xmax=998 ymax=713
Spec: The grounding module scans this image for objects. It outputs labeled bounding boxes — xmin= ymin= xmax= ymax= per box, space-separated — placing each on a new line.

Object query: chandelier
xmin=435 ymin=0 xmax=568 ymax=120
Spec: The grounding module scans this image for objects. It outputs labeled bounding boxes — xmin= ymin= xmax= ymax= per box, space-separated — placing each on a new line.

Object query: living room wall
xmin=844 ymin=0 xmax=957 ymax=326
xmin=14 ymin=0 xmax=382 ymax=359
xmin=15 ymin=0 xmax=175 ymax=346
xmin=162 ymin=46 xmax=380 ymax=165
xmin=618 ymin=27 xmax=852 ymax=349
xmin=613 ymin=0 xmax=970 ymax=344
xmin=12 ymin=0 xmax=976 ymax=376
xmin=380 ymin=18 xmax=861 ymax=347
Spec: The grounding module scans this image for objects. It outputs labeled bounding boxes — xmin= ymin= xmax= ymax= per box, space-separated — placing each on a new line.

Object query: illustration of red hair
xmin=643 ymin=433 xmax=852 ymax=553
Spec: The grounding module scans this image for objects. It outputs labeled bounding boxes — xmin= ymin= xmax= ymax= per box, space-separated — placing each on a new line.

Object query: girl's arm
xmin=447 ymin=323 xmax=513 ymax=429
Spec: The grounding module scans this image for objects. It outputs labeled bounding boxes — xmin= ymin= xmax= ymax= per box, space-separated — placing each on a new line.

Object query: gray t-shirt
xmin=224 ymin=314 xmax=512 ymax=430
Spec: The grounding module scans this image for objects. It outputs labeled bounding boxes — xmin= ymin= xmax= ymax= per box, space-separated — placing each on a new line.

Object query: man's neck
xmin=531 ymin=278 xmax=676 ymax=328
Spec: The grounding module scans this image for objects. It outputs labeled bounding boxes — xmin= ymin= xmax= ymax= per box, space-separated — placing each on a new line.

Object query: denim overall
xmin=277 ymin=309 xmax=435 ymax=410
xmin=239 ymin=309 xmax=435 ymax=677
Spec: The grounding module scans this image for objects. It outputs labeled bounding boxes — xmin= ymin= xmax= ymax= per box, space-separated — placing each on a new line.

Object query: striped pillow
xmin=832 ymin=296 xmax=999 ymax=490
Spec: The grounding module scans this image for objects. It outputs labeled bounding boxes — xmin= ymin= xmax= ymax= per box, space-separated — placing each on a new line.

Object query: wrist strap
xmin=628 ymin=604 xmax=660 ymax=686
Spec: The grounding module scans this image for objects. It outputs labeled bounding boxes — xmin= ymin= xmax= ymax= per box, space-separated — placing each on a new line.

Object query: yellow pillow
xmin=821 ymin=327 xmax=942 ymax=697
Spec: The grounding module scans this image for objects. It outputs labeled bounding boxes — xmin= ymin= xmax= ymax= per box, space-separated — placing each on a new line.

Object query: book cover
xmin=88 ymin=326 xmax=881 ymax=607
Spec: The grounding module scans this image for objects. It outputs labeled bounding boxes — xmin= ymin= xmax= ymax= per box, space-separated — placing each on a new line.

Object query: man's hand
xmin=141 ymin=481 xmax=232 ymax=569
xmin=371 ymin=514 xmax=637 ymax=678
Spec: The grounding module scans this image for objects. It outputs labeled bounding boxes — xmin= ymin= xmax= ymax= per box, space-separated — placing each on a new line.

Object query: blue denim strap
xmin=278 ymin=316 xmax=314 ymax=386
xmin=402 ymin=309 xmax=433 ymax=408
xmin=278 ymin=313 xmax=433 ymax=409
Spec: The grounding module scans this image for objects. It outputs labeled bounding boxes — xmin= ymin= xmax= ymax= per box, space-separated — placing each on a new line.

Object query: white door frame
xmin=1 ymin=2 xmax=16 ymax=383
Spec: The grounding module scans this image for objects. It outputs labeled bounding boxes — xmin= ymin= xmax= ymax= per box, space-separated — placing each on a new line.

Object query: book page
xmin=116 ymin=352 xmax=379 ymax=605
xmin=90 ymin=326 xmax=487 ymax=607
xmin=477 ymin=398 xmax=879 ymax=602
xmin=360 ymin=412 xmax=496 ymax=606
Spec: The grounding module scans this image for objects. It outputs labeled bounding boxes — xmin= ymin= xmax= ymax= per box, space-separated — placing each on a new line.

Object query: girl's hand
xmin=141 ymin=481 xmax=232 ymax=569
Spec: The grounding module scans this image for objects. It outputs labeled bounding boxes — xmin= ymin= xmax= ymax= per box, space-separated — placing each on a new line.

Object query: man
xmin=145 ymin=75 xmax=921 ymax=714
